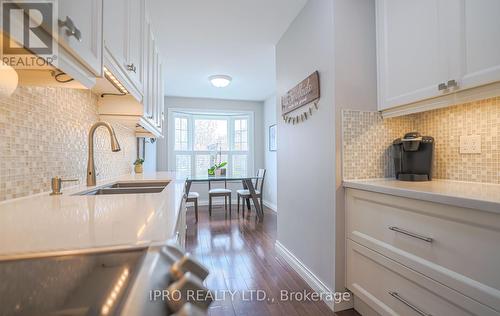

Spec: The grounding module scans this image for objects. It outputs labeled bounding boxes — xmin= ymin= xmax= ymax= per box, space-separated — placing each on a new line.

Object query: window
xmin=194 ymin=119 xmax=228 ymax=150
xmin=169 ymin=111 xmax=253 ymax=178
xmin=174 ymin=117 xmax=189 ymax=150
xmin=234 ymin=119 xmax=248 ymax=151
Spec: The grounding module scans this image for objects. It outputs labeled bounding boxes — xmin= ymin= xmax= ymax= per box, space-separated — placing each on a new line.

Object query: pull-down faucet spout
xmin=86 ymin=121 xmax=121 ymax=186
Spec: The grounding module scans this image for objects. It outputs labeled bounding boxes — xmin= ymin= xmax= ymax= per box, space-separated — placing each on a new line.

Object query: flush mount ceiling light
xmin=209 ymin=75 xmax=232 ymax=88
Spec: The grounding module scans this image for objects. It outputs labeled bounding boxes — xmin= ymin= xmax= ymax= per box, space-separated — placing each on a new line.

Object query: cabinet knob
xmin=58 ymin=16 xmax=82 ymax=42
xmin=126 ymin=63 xmax=137 ymax=73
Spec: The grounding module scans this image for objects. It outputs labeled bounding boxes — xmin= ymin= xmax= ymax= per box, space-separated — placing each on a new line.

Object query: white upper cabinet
xmin=153 ymin=47 xmax=160 ymax=128
xmin=459 ymin=0 xmax=500 ymax=91
xmin=102 ymin=0 xmax=144 ymax=99
xmin=125 ymin=0 xmax=145 ymax=92
xmin=57 ymin=0 xmax=103 ymax=76
xmin=376 ymin=0 xmax=448 ymax=110
xmin=144 ymin=21 xmax=155 ymax=120
xmin=103 ymin=0 xmax=127 ymax=68
xmin=139 ymin=15 xmax=164 ymax=135
xmin=376 ymin=0 xmax=500 ymax=113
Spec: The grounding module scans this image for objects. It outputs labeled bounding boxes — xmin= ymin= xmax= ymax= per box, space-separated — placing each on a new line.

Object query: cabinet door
xmin=58 ymin=0 xmax=103 ymax=76
xmin=143 ymin=21 xmax=154 ymax=119
xmin=458 ymin=0 xmax=500 ymax=90
xmin=125 ymin=0 xmax=145 ymax=92
xmin=103 ymin=0 xmax=127 ymax=69
xmin=376 ymin=0 xmax=448 ymax=110
xmin=152 ymin=47 xmax=159 ymax=126
xmin=159 ymin=63 xmax=165 ymax=132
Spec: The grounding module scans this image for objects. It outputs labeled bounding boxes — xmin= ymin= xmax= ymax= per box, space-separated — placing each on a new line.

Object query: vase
xmin=134 ymin=164 xmax=143 ymax=174
xmin=215 ymin=168 xmax=226 ymax=177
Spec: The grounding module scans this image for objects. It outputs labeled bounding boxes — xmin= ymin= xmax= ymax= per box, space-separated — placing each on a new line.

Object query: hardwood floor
xmin=185 ymin=204 xmax=360 ymax=316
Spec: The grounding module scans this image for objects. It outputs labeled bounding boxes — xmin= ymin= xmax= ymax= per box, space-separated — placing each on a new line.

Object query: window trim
xmin=167 ymin=108 xmax=255 ymax=177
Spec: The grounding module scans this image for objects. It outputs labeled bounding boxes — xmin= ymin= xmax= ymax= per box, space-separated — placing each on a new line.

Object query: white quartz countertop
xmin=0 ymin=172 xmax=185 ymax=260
xmin=343 ymin=178 xmax=500 ymax=214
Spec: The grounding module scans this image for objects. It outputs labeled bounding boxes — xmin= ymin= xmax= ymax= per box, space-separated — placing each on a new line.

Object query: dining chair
xmin=185 ymin=180 xmax=199 ymax=222
xmin=237 ymin=169 xmax=266 ymax=218
xmin=208 ymin=179 xmax=232 ymax=216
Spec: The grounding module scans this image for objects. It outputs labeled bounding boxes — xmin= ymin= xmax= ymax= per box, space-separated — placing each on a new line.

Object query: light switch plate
xmin=460 ymin=135 xmax=481 ymax=154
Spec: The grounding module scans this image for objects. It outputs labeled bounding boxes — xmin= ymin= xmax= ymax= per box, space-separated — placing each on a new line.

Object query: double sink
xmin=76 ymin=181 xmax=170 ymax=196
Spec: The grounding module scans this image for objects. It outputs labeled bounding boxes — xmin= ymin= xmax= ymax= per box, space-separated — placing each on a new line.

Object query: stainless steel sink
xmin=108 ymin=181 xmax=170 ymax=188
xmin=75 ymin=181 xmax=169 ymax=196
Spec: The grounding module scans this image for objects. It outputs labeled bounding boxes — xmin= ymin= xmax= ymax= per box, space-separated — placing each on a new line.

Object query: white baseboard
xmin=275 ymin=241 xmax=353 ymax=312
xmin=263 ymin=200 xmax=277 ymax=212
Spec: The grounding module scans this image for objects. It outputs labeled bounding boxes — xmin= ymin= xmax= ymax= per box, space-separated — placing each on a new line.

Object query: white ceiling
xmin=148 ymin=0 xmax=307 ymax=101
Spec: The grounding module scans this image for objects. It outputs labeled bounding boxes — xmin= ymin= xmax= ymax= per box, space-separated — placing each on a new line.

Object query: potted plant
xmin=208 ymin=161 xmax=227 ymax=176
xmin=134 ymin=158 xmax=144 ymax=174
xmin=208 ymin=143 xmax=227 ymax=176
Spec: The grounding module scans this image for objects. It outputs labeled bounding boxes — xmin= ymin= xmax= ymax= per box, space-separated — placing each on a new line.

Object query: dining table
xmin=184 ymin=175 xmax=265 ymax=222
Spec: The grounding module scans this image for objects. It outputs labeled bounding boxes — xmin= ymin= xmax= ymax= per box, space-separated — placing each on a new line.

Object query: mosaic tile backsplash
xmin=0 ymin=86 xmax=136 ymax=201
xmin=343 ymin=97 xmax=500 ymax=184
xmin=342 ymin=111 xmax=414 ymax=179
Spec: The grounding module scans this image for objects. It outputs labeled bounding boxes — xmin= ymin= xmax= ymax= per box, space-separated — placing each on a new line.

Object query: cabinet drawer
xmin=346 ymin=189 xmax=500 ymax=311
xmin=347 ymin=240 xmax=498 ymax=316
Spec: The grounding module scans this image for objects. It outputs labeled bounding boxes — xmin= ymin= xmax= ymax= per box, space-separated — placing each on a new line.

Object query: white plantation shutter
xmin=169 ymin=111 xmax=253 ymax=178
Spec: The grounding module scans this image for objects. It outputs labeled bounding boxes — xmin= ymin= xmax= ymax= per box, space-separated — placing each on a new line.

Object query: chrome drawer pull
xmin=389 ymin=226 xmax=433 ymax=243
xmin=438 ymin=82 xmax=448 ymax=91
xmin=389 ymin=291 xmax=432 ymax=316
xmin=447 ymin=79 xmax=458 ymax=88
xmin=126 ymin=63 xmax=137 ymax=73
xmin=59 ymin=16 xmax=82 ymax=42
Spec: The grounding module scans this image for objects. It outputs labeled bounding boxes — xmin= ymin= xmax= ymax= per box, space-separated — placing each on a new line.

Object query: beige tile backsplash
xmin=0 ymin=86 xmax=136 ymax=201
xmin=343 ymin=97 xmax=500 ymax=184
xmin=342 ymin=111 xmax=414 ymax=179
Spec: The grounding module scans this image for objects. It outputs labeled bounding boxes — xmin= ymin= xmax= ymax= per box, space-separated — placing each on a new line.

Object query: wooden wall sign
xmin=281 ymin=71 xmax=320 ymax=115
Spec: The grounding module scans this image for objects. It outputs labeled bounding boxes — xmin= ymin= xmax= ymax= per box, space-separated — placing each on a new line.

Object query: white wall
xmin=333 ymin=0 xmax=378 ymax=299
xmin=144 ymin=139 xmax=157 ymax=173
xmin=157 ymin=96 xmax=265 ymax=203
xmin=276 ymin=0 xmax=336 ymax=291
xmin=276 ymin=0 xmax=377 ymax=310
xmin=263 ymin=95 xmax=278 ymax=211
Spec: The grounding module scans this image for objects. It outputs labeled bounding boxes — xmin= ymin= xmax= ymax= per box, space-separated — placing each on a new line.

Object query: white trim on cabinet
xmin=381 ymin=81 xmax=500 ymax=118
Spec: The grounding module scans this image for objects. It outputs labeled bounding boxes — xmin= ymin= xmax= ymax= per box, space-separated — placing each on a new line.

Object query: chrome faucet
xmin=87 ymin=121 xmax=121 ymax=186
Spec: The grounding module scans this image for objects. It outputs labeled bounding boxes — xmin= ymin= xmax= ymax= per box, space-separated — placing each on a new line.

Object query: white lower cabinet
xmin=346 ymin=188 xmax=500 ymax=315
xmin=347 ymin=240 xmax=494 ymax=316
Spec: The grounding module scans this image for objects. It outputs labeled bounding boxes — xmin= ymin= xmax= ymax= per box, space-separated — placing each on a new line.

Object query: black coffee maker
xmin=393 ymin=132 xmax=434 ymax=181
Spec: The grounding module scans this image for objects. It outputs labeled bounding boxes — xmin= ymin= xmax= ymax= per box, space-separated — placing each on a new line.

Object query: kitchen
xmin=1 ymin=0 xmax=500 ymax=315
